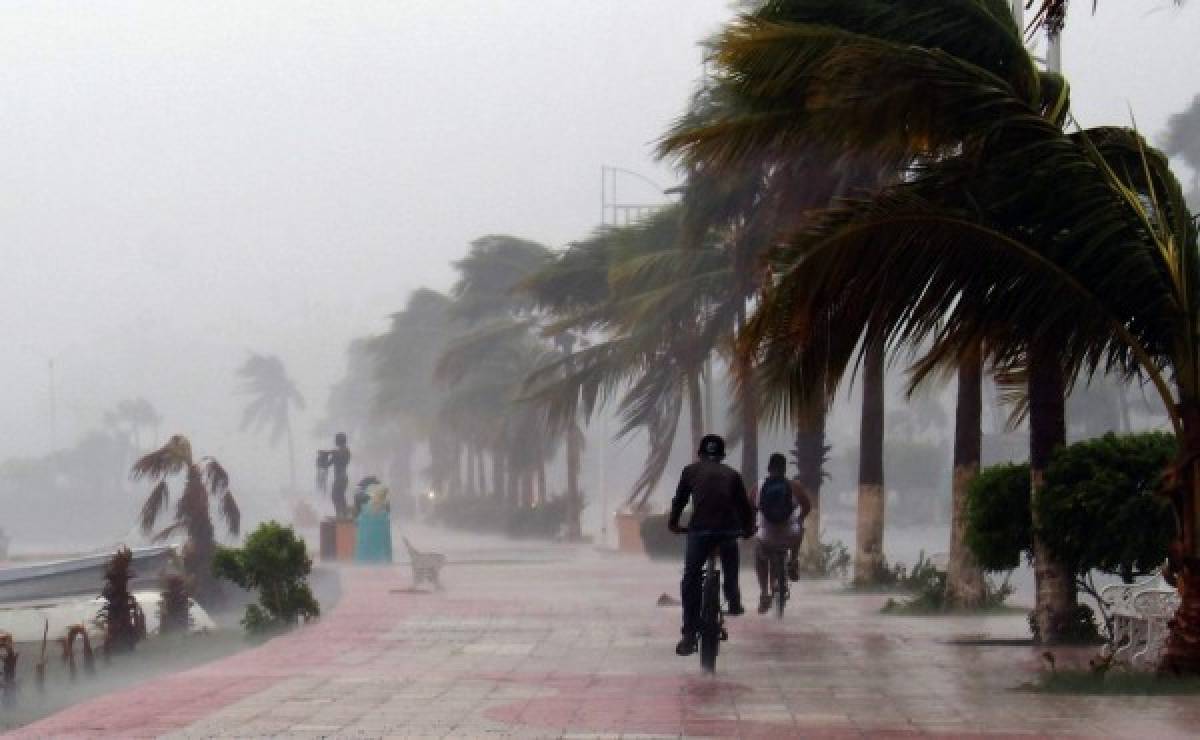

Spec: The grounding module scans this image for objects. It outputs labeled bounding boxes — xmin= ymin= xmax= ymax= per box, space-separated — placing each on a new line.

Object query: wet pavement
xmin=6 ymin=526 xmax=1199 ymax=738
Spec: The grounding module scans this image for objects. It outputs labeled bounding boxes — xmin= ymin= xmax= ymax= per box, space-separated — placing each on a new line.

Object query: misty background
xmin=1 ymin=0 xmax=1196 ymax=554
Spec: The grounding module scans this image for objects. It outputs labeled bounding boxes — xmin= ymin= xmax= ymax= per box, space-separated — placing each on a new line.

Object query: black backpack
xmin=759 ymin=476 xmax=795 ymax=524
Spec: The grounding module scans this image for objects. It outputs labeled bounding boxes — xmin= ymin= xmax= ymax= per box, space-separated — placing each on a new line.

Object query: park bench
xmin=1100 ymin=572 xmax=1180 ymax=669
xmin=402 ymin=537 xmax=446 ymax=590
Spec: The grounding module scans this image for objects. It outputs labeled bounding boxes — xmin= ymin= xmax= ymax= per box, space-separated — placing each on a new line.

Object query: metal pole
xmin=1046 ymin=31 xmax=1062 ymax=73
xmin=600 ymin=411 xmax=609 ymax=546
xmin=48 ymin=358 xmax=57 ymax=453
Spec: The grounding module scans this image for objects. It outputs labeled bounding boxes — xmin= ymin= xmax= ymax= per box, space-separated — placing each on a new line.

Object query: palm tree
xmin=524 ymin=208 xmax=738 ymax=510
xmin=705 ymin=3 xmax=1196 ymax=657
xmin=657 ymin=0 xmax=1183 ymax=643
xmin=369 ymin=289 xmax=457 ymax=499
xmin=237 ymin=353 xmax=305 ymax=491
xmin=132 ymin=435 xmax=240 ymax=602
xmin=105 ymin=398 xmax=163 ymax=451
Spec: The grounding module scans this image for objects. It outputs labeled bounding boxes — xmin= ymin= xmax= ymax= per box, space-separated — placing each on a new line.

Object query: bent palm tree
xmin=132 ymin=435 xmax=240 ymax=603
xmin=238 ymin=353 xmax=305 ymax=490
xmin=658 ymin=0 xmax=1199 ymax=646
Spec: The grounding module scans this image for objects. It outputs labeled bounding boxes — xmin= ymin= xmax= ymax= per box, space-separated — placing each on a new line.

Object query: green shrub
xmin=966 ymin=433 xmax=1175 ymax=580
xmin=1039 ymin=433 xmax=1176 ymax=581
xmin=965 ymin=433 xmax=1175 ymax=640
xmin=965 ymin=463 xmax=1031 ymax=572
xmin=213 ymin=521 xmax=319 ymax=634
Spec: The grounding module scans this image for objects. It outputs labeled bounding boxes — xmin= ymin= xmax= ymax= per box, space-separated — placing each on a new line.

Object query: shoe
xmin=758 ymin=594 xmax=772 ymax=614
xmin=726 ymin=601 xmax=745 ymax=616
xmin=787 ymin=558 xmax=800 ymax=582
xmin=675 ymin=636 xmax=697 ymax=656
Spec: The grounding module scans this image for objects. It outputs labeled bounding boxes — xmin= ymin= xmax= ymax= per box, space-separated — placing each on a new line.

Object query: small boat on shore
xmin=0 ymin=545 xmax=176 ymax=604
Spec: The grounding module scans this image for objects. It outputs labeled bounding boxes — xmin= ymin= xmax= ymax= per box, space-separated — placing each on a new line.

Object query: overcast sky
xmin=1 ymin=0 xmax=1197 ymax=490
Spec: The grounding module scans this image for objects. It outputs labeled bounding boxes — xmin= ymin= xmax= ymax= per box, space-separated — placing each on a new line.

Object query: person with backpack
xmin=752 ymin=453 xmax=813 ymax=614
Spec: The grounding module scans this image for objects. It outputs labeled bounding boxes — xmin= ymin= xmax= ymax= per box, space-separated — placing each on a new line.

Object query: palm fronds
xmin=220 ymin=493 xmax=240 ymax=537
xmin=139 ymin=482 xmax=170 ymax=534
xmin=202 ymin=458 xmax=230 ymax=498
xmin=131 ymin=436 xmax=191 ymax=481
xmin=237 ymin=353 xmax=304 ymax=446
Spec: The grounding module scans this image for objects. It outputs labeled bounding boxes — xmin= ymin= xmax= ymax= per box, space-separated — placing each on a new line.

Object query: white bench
xmin=1100 ymin=573 xmax=1180 ymax=669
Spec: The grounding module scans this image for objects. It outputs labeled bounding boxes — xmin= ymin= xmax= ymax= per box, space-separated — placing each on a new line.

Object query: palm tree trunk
xmin=736 ymin=308 xmax=759 ymax=485
xmin=493 ymin=451 xmax=506 ymax=502
xmin=795 ymin=393 xmax=827 ymax=564
xmin=1028 ymin=343 xmax=1077 ymax=644
xmin=466 ymin=446 xmax=477 ymax=497
xmin=285 ymin=418 xmax=296 ymax=492
xmin=536 ymin=461 xmax=547 ymax=507
xmin=565 ymin=421 xmax=583 ymax=539
xmin=687 ymin=372 xmax=705 ymax=455
xmin=1162 ymin=403 xmax=1200 ymax=674
xmin=522 ymin=472 xmax=534 ymax=510
xmin=854 ymin=340 xmax=886 ymax=585
xmin=946 ymin=345 xmax=987 ymax=609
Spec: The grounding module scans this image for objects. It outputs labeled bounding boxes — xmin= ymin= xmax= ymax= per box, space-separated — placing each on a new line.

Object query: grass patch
xmin=1017 ymin=670 xmax=1200 ymax=695
xmin=883 ymin=602 xmax=1025 ymax=616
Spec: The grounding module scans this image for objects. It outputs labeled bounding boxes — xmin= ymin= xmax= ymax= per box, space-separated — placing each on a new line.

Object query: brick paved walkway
xmin=8 ymin=530 xmax=1200 ymax=738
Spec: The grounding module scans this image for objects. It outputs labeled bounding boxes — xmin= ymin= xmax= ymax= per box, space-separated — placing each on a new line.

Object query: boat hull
xmin=0 ymin=546 xmax=177 ymax=604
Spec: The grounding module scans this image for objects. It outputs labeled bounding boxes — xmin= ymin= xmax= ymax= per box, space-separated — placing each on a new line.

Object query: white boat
xmin=0 ymin=545 xmax=176 ymax=604
xmin=0 ymin=590 xmax=216 ymax=643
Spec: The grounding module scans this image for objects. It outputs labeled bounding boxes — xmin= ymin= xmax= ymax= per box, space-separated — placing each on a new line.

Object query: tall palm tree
xmin=237 ymin=353 xmax=305 ymax=490
xmin=658 ymin=0 xmax=1180 ymax=642
xmin=699 ymin=2 xmax=1195 ymax=657
xmin=132 ymin=435 xmax=240 ymax=603
xmin=105 ymin=398 xmax=163 ymax=451
xmin=369 ymin=289 xmax=457 ymax=499
xmin=524 ymin=208 xmax=737 ymax=510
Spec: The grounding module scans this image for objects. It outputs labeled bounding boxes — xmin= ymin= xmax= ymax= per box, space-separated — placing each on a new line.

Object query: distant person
xmin=318 ymin=433 xmax=352 ymax=518
xmin=752 ymin=453 xmax=812 ymax=614
xmin=668 ymin=434 xmax=755 ymax=656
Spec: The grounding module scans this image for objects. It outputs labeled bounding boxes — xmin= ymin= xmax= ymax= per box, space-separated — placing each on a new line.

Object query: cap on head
xmin=768 ymin=453 xmax=787 ymax=475
xmin=698 ymin=434 xmax=726 ymax=461
xmin=335 ymin=432 xmax=347 ymax=446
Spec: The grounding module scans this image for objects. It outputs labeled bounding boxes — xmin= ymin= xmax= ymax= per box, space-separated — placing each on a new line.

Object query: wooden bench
xmin=402 ymin=537 xmax=446 ymax=590
xmin=1100 ymin=573 xmax=1180 ymax=669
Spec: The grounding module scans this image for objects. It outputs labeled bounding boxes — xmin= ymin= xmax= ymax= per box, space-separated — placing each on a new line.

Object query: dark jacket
xmin=669 ymin=458 xmax=754 ymax=532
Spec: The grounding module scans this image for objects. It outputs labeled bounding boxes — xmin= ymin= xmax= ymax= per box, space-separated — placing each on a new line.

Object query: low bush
xmin=213 ymin=522 xmax=319 ymax=634
xmin=881 ymin=551 xmax=1014 ymax=614
xmin=795 ymin=534 xmax=851 ymax=580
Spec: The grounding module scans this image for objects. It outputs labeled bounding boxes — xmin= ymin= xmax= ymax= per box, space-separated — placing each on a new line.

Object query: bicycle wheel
xmin=774 ymin=550 xmax=787 ymax=620
xmin=699 ymin=572 xmax=721 ymax=672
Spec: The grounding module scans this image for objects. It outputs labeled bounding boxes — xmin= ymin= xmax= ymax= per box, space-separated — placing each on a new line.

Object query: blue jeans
xmin=681 ymin=530 xmax=742 ymax=636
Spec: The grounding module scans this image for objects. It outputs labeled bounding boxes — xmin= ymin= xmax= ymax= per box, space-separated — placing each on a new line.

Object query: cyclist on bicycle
xmin=752 ymin=453 xmax=812 ymax=613
xmin=668 ymin=433 xmax=755 ymax=656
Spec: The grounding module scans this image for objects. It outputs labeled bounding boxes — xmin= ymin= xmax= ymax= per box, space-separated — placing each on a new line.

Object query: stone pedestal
xmin=334 ymin=519 xmax=357 ymax=561
xmin=615 ymin=512 xmax=644 ymax=554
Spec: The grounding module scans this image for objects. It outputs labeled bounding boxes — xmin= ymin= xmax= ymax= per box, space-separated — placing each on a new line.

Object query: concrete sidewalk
xmin=7 ymin=534 xmax=1199 ymax=738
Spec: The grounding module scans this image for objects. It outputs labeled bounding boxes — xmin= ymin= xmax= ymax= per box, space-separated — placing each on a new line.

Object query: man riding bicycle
xmin=751 ymin=453 xmax=812 ymax=614
xmin=668 ymin=434 xmax=755 ymax=656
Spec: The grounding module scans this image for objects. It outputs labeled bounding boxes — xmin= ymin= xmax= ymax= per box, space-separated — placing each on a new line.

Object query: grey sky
xmin=0 ymin=1 xmax=1196 ymax=493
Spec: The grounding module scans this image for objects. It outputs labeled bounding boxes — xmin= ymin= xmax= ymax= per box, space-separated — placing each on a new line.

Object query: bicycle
xmin=764 ymin=544 xmax=789 ymax=619
xmin=679 ymin=528 xmax=733 ymax=673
